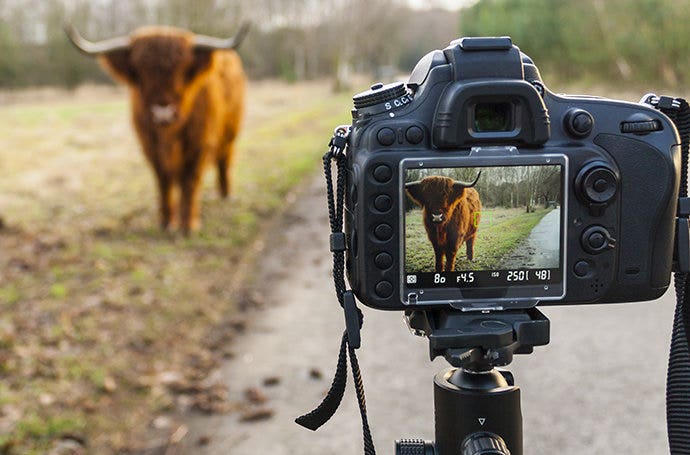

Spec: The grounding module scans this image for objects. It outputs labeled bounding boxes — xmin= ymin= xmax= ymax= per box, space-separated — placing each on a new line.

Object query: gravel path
xmin=181 ymin=176 xmax=674 ymax=455
xmin=500 ymin=207 xmax=560 ymax=269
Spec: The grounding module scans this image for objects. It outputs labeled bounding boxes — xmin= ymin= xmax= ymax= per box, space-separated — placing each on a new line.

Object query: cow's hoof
xmin=161 ymin=220 xmax=179 ymax=233
xmin=181 ymin=219 xmax=201 ymax=236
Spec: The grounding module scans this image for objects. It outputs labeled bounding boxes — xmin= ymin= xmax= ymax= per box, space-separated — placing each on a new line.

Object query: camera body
xmin=345 ymin=37 xmax=681 ymax=311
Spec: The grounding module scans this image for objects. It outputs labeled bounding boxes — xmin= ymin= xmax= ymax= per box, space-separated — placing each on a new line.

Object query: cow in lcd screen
xmin=406 ymin=173 xmax=482 ymax=272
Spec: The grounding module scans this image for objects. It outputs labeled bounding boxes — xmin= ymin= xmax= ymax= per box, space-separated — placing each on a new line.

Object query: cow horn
xmin=64 ymin=23 xmax=131 ymax=56
xmin=193 ymin=22 xmax=251 ymax=51
xmin=456 ymin=171 xmax=482 ymax=187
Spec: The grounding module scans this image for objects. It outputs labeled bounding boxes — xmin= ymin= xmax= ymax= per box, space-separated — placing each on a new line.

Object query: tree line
xmin=405 ymin=166 xmax=560 ymax=212
xmin=0 ymin=0 xmax=459 ymax=88
xmin=1 ymin=0 xmax=684 ymax=90
xmin=459 ymin=0 xmax=690 ymax=89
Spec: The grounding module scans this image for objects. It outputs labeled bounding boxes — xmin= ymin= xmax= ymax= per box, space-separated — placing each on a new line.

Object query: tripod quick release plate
xmin=405 ymin=308 xmax=550 ymax=369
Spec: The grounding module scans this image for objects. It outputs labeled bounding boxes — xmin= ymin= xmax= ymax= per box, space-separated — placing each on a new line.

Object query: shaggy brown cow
xmin=406 ymin=173 xmax=482 ymax=272
xmin=65 ymin=23 xmax=249 ymax=234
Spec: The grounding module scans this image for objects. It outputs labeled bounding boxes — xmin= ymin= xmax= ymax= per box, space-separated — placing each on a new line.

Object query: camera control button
xmin=377 ymin=128 xmax=396 ymax=146
xmin=575 ymin=163 xmax=618 ymax=211
xmin=375 ymin=281 xmax=393 ymax=298
xmin=574 ymin=260 xmax=591 ymax=277
xmin=581 ymin=167 xmax=618 ymax=203
xmin=374 ymin=194 xmax=392 ymax=212
xmin=405 ymin=126 xmax=424 ymax=144
xmin=581 ymin=226 xmax=616 ymax=254
xmin=374 ymin=223 xmax=393 ymax=241
xmin=375 ymin=252 xmax=393 ymax=269
xmin=620 ymin=113 xmax=663 ymax=135
xmin=593 ymin=179 xmax=608 ymax=192
xmin=564 ymin=108 xmax=594 ymax=137
xmin=588 ymin=232 xmax=606 ymax=249
xmin=373 ymin=164 xmax=392 ymax=183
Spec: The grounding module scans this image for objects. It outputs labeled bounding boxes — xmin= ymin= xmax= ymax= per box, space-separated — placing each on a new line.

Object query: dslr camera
xmin=345 ymin=36 xmax=681 ymax=312
xmin=301 ymin=36 xmax=690 ymax=455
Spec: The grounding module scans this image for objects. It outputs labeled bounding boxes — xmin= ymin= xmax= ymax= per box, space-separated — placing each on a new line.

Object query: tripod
xmin=395 ymin=308 xmax=551 ymax=455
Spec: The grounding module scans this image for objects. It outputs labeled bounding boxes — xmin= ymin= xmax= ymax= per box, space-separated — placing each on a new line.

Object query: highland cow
xmin=65 ymin=23 xmax=249 ymax=234
xmin=406 ymin=173 xmax=482 ymax=272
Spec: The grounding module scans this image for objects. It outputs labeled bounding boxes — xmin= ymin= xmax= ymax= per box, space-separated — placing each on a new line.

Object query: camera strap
xmin=295 ymin=126 xmax=377 ymax=455
xmin=648 ymin=95 xmax=690 ymax=454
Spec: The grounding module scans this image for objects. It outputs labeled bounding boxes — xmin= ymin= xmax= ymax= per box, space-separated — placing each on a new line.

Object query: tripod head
xmin=406 ymin=307 xmax=550 ymax=371
xmin=397 ymin=308 xmax=551 ymax=455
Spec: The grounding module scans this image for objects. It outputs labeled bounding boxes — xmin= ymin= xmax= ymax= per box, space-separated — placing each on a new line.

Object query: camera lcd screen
xmin=473 ymin=102 xmax=512 ymax=132
xmin=402 ymin=161 xmax=565 ymax=306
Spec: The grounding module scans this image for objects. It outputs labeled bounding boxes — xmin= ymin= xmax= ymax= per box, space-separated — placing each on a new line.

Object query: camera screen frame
xmin=399 ymin=154 xmax=569 ymax=310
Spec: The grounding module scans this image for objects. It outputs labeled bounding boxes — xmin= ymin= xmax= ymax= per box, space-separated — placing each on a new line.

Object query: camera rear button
xmin=574 ymin=260 xmax=591 ymax=277
xmin=405 ymin=126 xmax=424 ymax=144
xmin=374 ymin=223 xmax=393 ymax=241
xmin=374 ymin=195 xmax=392 ymax=212
xmin=593 ymin=179 xmax=608 ymax=192
xmin=375 ymin=252 xmax=393 ymax=269
xmin=375 ymin=281 xmax=393 ymax=298
xmin=377 ymin=128 xmax=396 ymax=146
xmin=581 ymin=226 xmax=615 ymax=254
xmin=373 ymin=164 xmax=392 ymax=183
xmin=565 ymin=109 xmax=594 ymax=137
xmin=588 ymin=233 xmax=606 ymax=249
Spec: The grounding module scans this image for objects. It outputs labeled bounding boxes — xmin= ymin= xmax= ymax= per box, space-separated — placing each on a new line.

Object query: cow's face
xmin=101 ymin=32 xmax=215 ymax=128
xmin=428 ymin=204 xmax=452 ymax=224
xmin=64 ymin=24 xmax=250 ymax=128
xmin=406 ymin=173 xmax=482 ymax=226
xmin=406 ymin=177 xmax=455 ymax=226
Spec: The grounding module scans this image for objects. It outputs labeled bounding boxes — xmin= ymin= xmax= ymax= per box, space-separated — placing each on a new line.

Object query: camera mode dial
xmin=353 ymin=82 xmax=412 ymax=111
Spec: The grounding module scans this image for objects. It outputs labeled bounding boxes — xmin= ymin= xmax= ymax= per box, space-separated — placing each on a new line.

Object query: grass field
xmin=405 ymin=206 xmax=553 ymax=272
xmin=0 ymin=81 xmax=350 ymax=453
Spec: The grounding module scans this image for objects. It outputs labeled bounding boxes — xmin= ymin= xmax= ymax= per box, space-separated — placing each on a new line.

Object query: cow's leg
xmin=179 ymin=161 xmax=204 ymax=235
xmin=466 ymin=235 xmax=476 ymax=261
xmin=217 ymin=155 xmax=230 ymax=199
xmin=433 ymin=244 xmax=444 ymax=272
xmin=444 ymin=228 xmax=460 ymax=272
xmin=152 ymin=164 xmax=176 ymax=231
xmin=217 ymin=138 xmax=236 ymax=199
xmin=158 ymin=175 xmax=175 ymax=231
xmin=445 ymin=248 xmax=458 ymax=272
xmin=138 ymin=133 xmax=177 ymax=231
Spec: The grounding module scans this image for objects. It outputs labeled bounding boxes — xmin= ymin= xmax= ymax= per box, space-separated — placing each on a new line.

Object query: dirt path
xmin=500 ymin=207 xmax=560 ymax=269
xmin=180 ymin=176 xmax=674 ymax=455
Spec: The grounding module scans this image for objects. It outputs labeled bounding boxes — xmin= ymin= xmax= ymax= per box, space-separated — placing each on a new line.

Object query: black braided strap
xmin=658 ymin=97 xmax=690 ymax=454
xmin=669 ymin=274 xmax=690 ymax=454
xmin=295 ymin=140 xmax=377 ymax=455
xmin=349 ymin=342 xmax=376 ymax=454
xmin=295 ymin=333 xmax=348 ymax=431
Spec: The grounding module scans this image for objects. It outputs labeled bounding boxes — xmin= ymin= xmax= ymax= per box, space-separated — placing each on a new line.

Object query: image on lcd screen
xmin=404 ymin=165 xmax=562 ymax=289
